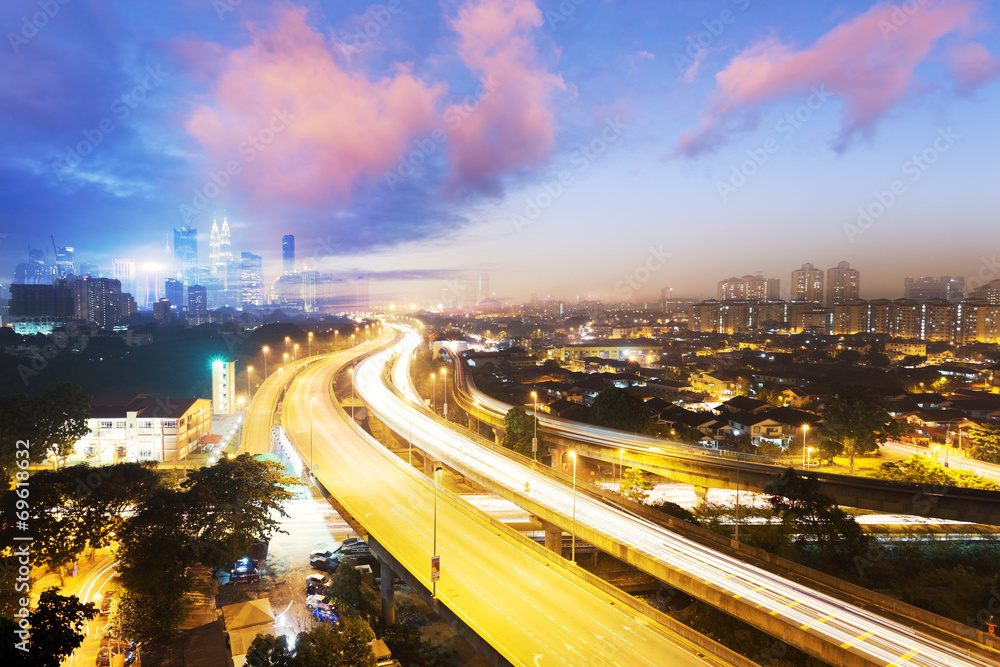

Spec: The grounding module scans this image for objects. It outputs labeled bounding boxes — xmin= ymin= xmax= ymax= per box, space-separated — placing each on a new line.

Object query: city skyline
xmin=2 ymin=0 xmax=998 ymax=304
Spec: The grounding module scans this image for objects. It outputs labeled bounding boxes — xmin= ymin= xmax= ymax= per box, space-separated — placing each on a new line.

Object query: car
xmin=306 ymin=573 xmax=329 ymax=595
xmin=305 ymin=593 xmax=331 ymax=611
xmin=230 ymin=566 xmax=260 ymax=584
xmin=99 ymin=591 xmax=115 ymax=616
xmin=308 ymin=537 xmax=364 ymax=561
xmin=309 ymin=549 xmax=335 ymax=561
xmin=310 ymin=556 xmax=340 ymax=573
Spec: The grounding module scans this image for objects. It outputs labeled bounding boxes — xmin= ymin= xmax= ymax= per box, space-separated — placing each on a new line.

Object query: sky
xmin=1 ymin=0 xmax=998 ymax=305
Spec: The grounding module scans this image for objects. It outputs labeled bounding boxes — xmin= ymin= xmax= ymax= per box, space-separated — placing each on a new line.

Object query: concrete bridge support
xmin=535 ymin=518 xmax=563 ymax=555
xmin=693 ymin=486 xmax=709 ymax=505
xmin=380 ymin=565 xmax=395 ymax=628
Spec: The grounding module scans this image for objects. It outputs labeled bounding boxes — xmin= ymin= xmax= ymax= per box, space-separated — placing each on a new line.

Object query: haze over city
xmin=2 ymin=0 xmax=998 ymax=303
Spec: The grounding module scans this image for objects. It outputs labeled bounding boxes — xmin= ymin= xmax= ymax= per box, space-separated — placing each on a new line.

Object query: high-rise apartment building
xmin=904 ymin=276 xmax=965 ymax=302
xmin=173 ymin=226 xmax=198 ymax=286
xmin=717 ymin=274 xmax=780 ymax=301
xmin=301 ymin=270 xmax=318 ymax=312
xmin=826 ymin=261 xmax=860 ymax=306
xmin=282 ymin=234 xmax=295 ymax=275
xmin=55 ymin=246 xmax=75 ymax=279
xmin=164 ymin=278 xmax=183 ymax=310
xmin=240 ymin=252 xmax=263 ymax=308
xmin=477 ymin=272 xmax=490 ymax=305
xmin=791 ymin=262 xmax=824 ymax=303
xmin=188 ymin=285 xmax=207 ymax=316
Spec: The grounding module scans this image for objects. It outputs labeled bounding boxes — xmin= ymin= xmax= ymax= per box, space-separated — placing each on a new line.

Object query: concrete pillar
xmin=424 ymin=455 xmax=435 ymax=477
xmin=544 ymin=523 xmax=562 ymax=555
xmin=693 ymin=486 xmax=709 ymax=505
xmin=549 ymin=447 xmax=564 ymax=471
xmin=380 ymin=566 xmax=395 ymax=628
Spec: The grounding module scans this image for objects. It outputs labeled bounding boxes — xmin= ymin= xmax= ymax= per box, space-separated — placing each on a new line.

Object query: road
xmin=358 ymin=328 xmax=1000 ymax=667
xmin=283 ymin=346 xmax=732 ymax=667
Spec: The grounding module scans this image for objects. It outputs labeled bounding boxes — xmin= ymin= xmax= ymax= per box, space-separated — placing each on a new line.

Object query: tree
xmin=246 ymin=634 xmax=293 ymax=667
xmin=965 ymin=422 xmax=1000 ymax=464
xmin=0 ymin=384 xmax=91 ymax=480
xmin=181 ymin=454 xmax=300 ymax=568
xmin=872 ymin=455 xmax=998 ymax=490
xmin=764 ymin=469 xmax=869 ymax=562
xmin=16 ymin=588 xmax=97 ymax=666
xmin=836 ymin=349 xmax=862 ymax=365
xmin=620 ymin=467 xmax=652 ymax=503
xmin=336 ymin=616 xmax=377 ymax=667
xmin=500 ymin=406 xmax=536 ymax=457
xmin=589 ymin=387 xmax=650 ymax=433
xmin=821 ymin=385 xmax=901 ymax=474
xmin=294 ymin=618 xmax=376 ymax=667
xmin=649 ymin=500 xmax=699 ymax=524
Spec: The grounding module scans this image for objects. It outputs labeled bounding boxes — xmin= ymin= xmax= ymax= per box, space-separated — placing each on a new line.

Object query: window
xmin=100 ymin=420 xmax=113 ymax=429
xmin=139 ymin=420 xmax=153 ymax=429
xmin=163 ymin=420 xmax=177 ymax=428
xmin=115 ymin=420 xmax=126 ymax=429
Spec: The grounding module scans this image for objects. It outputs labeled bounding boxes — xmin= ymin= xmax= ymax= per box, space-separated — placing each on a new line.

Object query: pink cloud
xmin=185 ymin=7 xmax=446 ymax=207
xmin=948 ymin=42 xmax=1000 ymax=92
xmin=445 ymin=0 xmax=565 ymax=195
xmin=675 ymin=0 xmax=996 ymax=157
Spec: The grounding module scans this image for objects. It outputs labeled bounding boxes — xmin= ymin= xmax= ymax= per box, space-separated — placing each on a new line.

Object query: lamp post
xmin=569 ymin=451 xmax=577 ymax=563
xmin=807 ymin=447 xmax=814 ymax=468
xmin=801 ymin=424 xmax=809 ymax=469
xmin=284 ymin=336 xmax=290 ymax=359
xmin=283 ymin=352 xmax=289 ymax=368
xmin=431 ymin=374 xmax=436 ymax=414
xmin=349 ymin=368 xmax=355 ymax=420
xmin=531 ymin=391 xmax=538 ymax=461
xmin=442 ymin=368 xmax=448 ymax=420
xmin=262 ymin=346 xmax=269 ymax=377
xmin=293 ymin=343 xmax=299 ymax=361
xmin=433 ymin=465 xmax=443 ymax=599
xmin=247 ymin=366 xmax=254 ymax=399
xmin=308 ymin=331 xmax=313 ymax=357
xmin=309 ymin=397 xmax=315 ymax=478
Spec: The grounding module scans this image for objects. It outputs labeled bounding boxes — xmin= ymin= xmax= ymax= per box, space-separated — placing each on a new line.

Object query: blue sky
xmin=1 ymin=0 xmax=998 ymax=305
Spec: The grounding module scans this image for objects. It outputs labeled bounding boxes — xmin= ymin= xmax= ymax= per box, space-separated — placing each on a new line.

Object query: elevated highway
xmin=359 ymin=327 xmax=1000 ymax=667
xmin=447 ymin=346 xmax=1000 ymax=525
xmin=278 ymin=337 xmax=749 ymax=667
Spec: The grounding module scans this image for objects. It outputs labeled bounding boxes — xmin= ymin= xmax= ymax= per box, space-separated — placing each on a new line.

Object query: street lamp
xmin=310 ymin=397 xmax=316 ymax=477
xmin=283 ymin=352 xmax=289 ymax=367
xmin=569 ymin=451 xmax=577 ymax=563
xmin=284 ymin=336 xmax=290 ymax=359
xmin=807 ymin=447 xmax=814 ymax=468
xmin=349 ymin=367 xmax=355 ymax=420
xmin=294 ymin=343 xmax=300 ymax=361
xmin=531 ymin=391 xmax=538 ymax=461
xmin=801 ymin=424 xmax=809 ymax=469
xmin=308 ymin=331 xmax=313 ymax=357
xmin=247 ymin=366 xmax=254 ymax=399
xmin=431 ymin=373 xmax=436 ymax=414
xmin=442 ymin=368 xmax=447 ymax=420
xmin=262 ymin=346 xmax=269 ymax=377
xmin=433 ymin=464 xmax=443 ymax=599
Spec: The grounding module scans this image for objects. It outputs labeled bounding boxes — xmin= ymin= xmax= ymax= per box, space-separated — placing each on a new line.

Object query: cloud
xmin=674 ymin=0 xmax=997 ymax=157
xmin=185 ymin=6 xmax=446 ymax=208
xmin=947 ymin=42 xmax=1000 ymax=93
xmin=444 ymin=0 xmax=565 ymax=195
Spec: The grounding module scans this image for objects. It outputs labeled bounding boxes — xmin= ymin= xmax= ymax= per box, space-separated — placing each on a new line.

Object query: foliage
xmin=181 ymin=454 xmax=300 ymax=568
xmin=619 ymin=467 xmax=652 ymax=503
xmin=649 ymin=500 xmax=699 ymax=524
xmin=16 ymin=589 xmax=98 ymax=666
xmin=821 ymin=385 xmax=902 ymax=474
xmin=246 ymin=634 xmax=294 ymax=667
xmin=500 ymin=406 xmax=537 ymax=457
xmin=383 ymin=624 xmax=445 ymax=667
xmin=326 ymin=562 xmax=380 ymax=626
xmin=753 ymin=383 xmax=783 ymax=406
xmin=965 ymin=422 xmax=1000 ymax=464
xmin=764 ymin=468 xmax=870 ymax=562
xmin=871 ymin=455 xmax=998 ymax=490
xmin=0 ymin=383 xmax=91 ymax=480
xmin=589 ymin=387 xmax=650 ymax=433
xmin=293 ymin=618 xmax=376 ymax=667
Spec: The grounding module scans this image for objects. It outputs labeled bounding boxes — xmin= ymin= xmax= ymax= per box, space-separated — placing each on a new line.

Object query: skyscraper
xmin=717 ymin=274 xmax=780 ymax=301
xmin=164 ymin=278 xmax=183 ymax=310
xmin=791 ymin=262 xmax=824 ymax=303
xmin=282 ymin=234 xmax=295 ymax=275
xmin=209 ymin=219 xmax=222 ymax=273
xmin=301 ymin=270 xmax=318 ymax=312
xmin=188 ymin=285 xmax=207 ymax=316
xmin=112 ymin=258 xmax=136 ymax=297
xmin=173 ymin=226 xmax=198 ymax=286
xmin=219 ymin=217 xmax=232 ymax=263
xmin=13 ymin=249 xmax=47 ymax=284
xmin=826 ymin=261 xmax=860 ymax=306
xmin=240 ymin=252 xmax=263 ymax=308
xmin=477 ymin=272 xmax=490 ymax=304
xmin=55 ymin=246 xmax=75 ymax=279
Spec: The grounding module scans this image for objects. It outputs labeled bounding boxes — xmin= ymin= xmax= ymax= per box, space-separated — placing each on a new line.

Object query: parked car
xmin=99 ymin=591 xmax=115 ymax=616
xmin=306 ymin=574 xmax=329 ymax=595
xmin=229 ymin=557 xmax=260 ymax=584
xmin=309 ymin=537 xmax=365 ymax=561
xmin=310 ymin=556 xmax=340 ymax=573
xmin=96 ymin=646 xmax=135 ymax=666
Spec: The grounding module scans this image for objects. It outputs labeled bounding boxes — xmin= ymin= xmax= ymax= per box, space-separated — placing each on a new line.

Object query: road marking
xmin=771 ymin=600 xmax=802 ymax=615
xmin=800 ymin=613 xmax=835 ymax=630
xmin=839 ymin=629 xmax=874 ymax=649
xmin=885 ymin=648 xmax=920 ymax=666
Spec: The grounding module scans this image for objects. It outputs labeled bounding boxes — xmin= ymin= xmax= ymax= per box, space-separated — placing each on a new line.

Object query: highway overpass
xmin=357 ymin=327 xmax=1000 ymax=667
